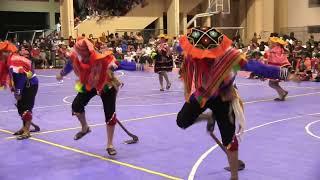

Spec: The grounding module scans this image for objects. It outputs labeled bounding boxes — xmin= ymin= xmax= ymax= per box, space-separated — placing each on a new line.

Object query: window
xmin=309 ymin=0 xmax=320 ymax=7
xmin=308 ymin=26 xmax=320 ymax=33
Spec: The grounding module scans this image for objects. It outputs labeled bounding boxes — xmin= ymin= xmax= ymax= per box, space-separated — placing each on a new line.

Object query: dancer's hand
xmin=56 ymin=74 xmax=63 ymax=81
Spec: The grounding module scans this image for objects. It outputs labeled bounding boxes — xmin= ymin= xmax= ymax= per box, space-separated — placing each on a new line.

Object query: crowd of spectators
xmin=1 ymin=30 xmax=319 ymax=82
xmin=237 ymin=32 xmax=320 ymax=82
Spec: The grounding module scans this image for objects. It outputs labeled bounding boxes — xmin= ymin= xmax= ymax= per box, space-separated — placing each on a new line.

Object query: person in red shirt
xmin=0 ymin=41 xmax=40 ymax=140
xmin=56 ymin=37 xmax=122 ymax=156
xmin=264 ymin=37 xmax=291 ymax=101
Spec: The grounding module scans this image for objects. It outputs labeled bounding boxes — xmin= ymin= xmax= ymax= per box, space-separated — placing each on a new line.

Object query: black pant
xmin=177 ymin=96 xmax=235 ymax=146
xmin=72 ymin=87 xmax=117 ymax=123
xmin=17 ymin=84 xmax=38 ymax=116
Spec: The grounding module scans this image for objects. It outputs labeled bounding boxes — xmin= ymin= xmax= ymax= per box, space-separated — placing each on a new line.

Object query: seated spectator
xmin=100 ymin=32 xmax=107 ymax=43
xmin=296 ymin=55 xmax=312 ymax=81
xmin=19 ymin=46 xmax=30 ymax=59
xmin=251 ymin=32 xmax=261 ymax=44
xmin=121 ymin=40 xmax=128 ymax=54
xmin=114 ymin=46 xmax=123 ymax=60
xmin=289 ymin=32 xmax=297 ymax=41
xmin=88 ymin=34 xmax=95 ymax=44
xmin=115 ymin=33 xmax=122 ymax=47
xmin=307 ymin=35 xmax=316 ymax=47
xmin=135 ymin=32 xmax=144 ymax=48
xmin=30 ymin=47 xmax=42 ymax=68
xmin=68 ymin=36 xmax=75 ymax=48
xmin=314 ymin=58 xmax=320 ymax=82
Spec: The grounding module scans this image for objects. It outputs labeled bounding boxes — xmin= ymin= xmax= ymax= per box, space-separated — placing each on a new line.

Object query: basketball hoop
xmin=187 ymin=0 xmax=230 ymax=28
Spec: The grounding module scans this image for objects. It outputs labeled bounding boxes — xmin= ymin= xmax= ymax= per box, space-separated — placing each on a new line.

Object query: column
xmin=167 ymin=0 xmax=180 ymax=37
xmin=244 ymin=0 xmax=275 ymax=43
xmin=274 ymin=0 xmax=288 ymax=34
xmin=244 ymin=0 xmax=264 ymax=43
xmin=49 ymin=12 xmax=56 ymax=30
xmin=48 ymin=0 xmax=56 ymax=30
xmin=202 ymin=0 xmax=211 ymax=27
xmin=180 ymin=13 xmax=188 ymax=34
xmin=60 ymin=0 xmax=74 ymax=38
xmin=156 ymin=16 xmax=164 ymax=35
xmin=262 ymin=0 xmax=275 ymax=36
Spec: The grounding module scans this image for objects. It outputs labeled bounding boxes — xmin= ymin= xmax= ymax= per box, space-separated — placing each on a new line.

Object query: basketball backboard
xmin=207 ymin=0 xmax=230 ymax=14
xmin=187 ymin=0 xmax=230 ymax=27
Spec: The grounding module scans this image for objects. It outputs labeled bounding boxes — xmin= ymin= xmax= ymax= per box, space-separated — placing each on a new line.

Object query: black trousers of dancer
xmin=177 ymin=95 xmax=235 ymax=146
xmin=72 ymin=87 xmax=117 ymax=123
xmin=17 ymin=84 xmax=38 ymax=116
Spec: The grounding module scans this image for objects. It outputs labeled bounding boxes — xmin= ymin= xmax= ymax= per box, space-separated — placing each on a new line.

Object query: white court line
xmin=123 ymin=76 xmax=158 ymax=79
xmin=37 ymin=75 xmax=59 ymax=78
xmin=1 ymin=93 xmax=181 ymax=113
xmin=37 ymin=71 xmax=125 ymax=87
xmin=68 ymin=83 xmax=300 ymax=104
xmin=305 ymin=120 xmax=320 ymax=139
xmin=62 ymin=91 xmax=181 ymax=104
xmin=37 ymin=74 xmax=71 ymax=80
xmin=188 ymin=112 xmax=320 ymax=180
xmin=151 ymin=89 xmax=183 ymax=92
xmin=245 ymin=91 xmax=320 ymax=104
xmin=40 ymin=83 xmax=64 ymax=87
xmin=119 ymin=89 xmax=183 ymax=93
xmin=284 ymin=85 xmax=320 ymax=90
xmin=237 ymin=82 xmax=320 ymax=90
xmin=1 ymin=91 xmax=319 ymax=114
xmin=89 ymin=102 xmax=184 ymax=107
xmin=237 ymin=82 xmax=263 ymax=86
xmin=5 ymin=112 xmax=178 ymax=138
xmin=0 ymin=104 xmax=67 ymax=113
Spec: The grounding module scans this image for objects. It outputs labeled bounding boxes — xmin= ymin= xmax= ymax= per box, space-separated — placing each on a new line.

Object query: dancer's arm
xmin=237 ymin=59 xmax=291 ymax=80
xmin=59 ymin=59 xmax=73 ymax=77
xmin=56 ymin=57 xmax=73 ymax=81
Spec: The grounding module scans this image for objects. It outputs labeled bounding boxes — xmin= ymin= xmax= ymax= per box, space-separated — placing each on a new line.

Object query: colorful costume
xmin=59 ymin=37 xmax=121 ymax=155
xmin=177 ymin=27 xmax=292 ymax=180
xmin=0 ymin=41 xmax=40 ymax=140
xmin=154 ymin=34 xmax=173 ymax=91
xmin=264 ymin=37 xmax=291 ymax=101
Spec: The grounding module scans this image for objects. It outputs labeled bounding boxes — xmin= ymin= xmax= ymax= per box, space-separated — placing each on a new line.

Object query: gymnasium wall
xmin=0 ymin=0 xmax=59 ymax=13
xmin=287 ymin=0 xmax=320 ymax=27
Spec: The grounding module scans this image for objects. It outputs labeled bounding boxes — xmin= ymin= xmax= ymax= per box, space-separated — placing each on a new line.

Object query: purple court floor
xmin=1 ymin=69 xmax=320 ymax=180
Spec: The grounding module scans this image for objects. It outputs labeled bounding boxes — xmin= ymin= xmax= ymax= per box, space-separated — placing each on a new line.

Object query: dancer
xmin=0 ymin=41 xmax=40 ymax=140
xmin=264 ymin=36 xmax=291 ymax=101
xmin=56 ymin=37 xmax=121 ymax=156
xmin=154 ymin=34 xmax=173 ymax=91
xmin=177 ymin=27 xmax=297 ymax=180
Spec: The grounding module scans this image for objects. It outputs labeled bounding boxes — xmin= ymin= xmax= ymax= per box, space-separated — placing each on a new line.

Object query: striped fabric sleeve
xmin=60 ymin=58 xmax=73 ymax=76
xmin=238 ymin=59 xmax=289 ymax=80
